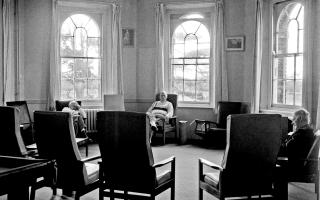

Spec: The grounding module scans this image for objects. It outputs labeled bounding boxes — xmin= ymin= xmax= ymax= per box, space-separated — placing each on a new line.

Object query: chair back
xmin=6 ymin=101 xmax=32 ymax=126
xmin=55 ymin=100 xmax=82 ymax=111
xmin=216 ymin=101 xmax=242 ymax=129
xmin=304 ymin=130 xmax=320 ymax=172
xmin=0 ymin=106 xmax=27 ymax=156
xmin=155 ymin=93 xmax=178 ymax=115
xmin=34 ymin=111 xmax=85 ymax=188
xmin=221 ymin=114 xmax=282 ymax=197
xmin=97 ymin=111 xmax=156 ymax=192
xmin=103 ymin=94 xmax=125 ymax=111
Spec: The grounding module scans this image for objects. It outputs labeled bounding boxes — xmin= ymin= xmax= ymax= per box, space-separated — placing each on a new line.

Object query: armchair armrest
xmin=199 ymin=158 xmax=223 ymax=171
xmin=81 ymin=155 xmax=101 ymax=163
xmin=153 ymin=156 xmax=175 ymax=168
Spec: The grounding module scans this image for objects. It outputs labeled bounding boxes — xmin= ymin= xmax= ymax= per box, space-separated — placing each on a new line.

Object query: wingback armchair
xmin=33 ymin=111 xmax=99 ymax=200
xmin=6 ymin=101 xmax=34 ymax=145
xmin=194 ymin=101 xmax=243 ymax=146
xmin=97 ymin=111 xmax=175 ymax=200
xmin=199 ymin=114 xmax=282 ymax=199
xmin=152 ymin=93 xmax=178 ymax=145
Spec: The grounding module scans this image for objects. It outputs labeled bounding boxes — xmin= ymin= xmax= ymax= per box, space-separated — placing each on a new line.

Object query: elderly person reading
xmin=62 ymin=101 xmax=87 ymax=137
xmin=279 ymin=109 xmax=314 ymax=171
xmin=146 ymin=91 xmax=173 ymax=132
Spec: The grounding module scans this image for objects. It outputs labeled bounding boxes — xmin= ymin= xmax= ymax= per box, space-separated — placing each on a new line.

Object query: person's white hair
xmin=293 ymin=108 xmax=310 ymax=129
xmin=160 ymin=91 xmax=168 ymax=98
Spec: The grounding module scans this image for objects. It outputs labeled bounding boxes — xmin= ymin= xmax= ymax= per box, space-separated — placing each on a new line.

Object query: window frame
xmin=166 ymin=6 xmax=214 ymax=108
xmin=268 ymin=0 xmax=305 ymax=110
xmin=57 ymin=1 xmax=112 ymax=107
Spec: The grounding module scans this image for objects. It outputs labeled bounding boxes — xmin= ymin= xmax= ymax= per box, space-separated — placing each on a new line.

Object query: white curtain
xmin=213 ymin=0 xmax=228 ymax=105
xmin=155 ymin=3 xmax=165 ymax=94
xmin=111 ymin=3 xmax=124 ymax=95
xmin=314 ymin=0 xmax=320 ymax=129
xmin=47 ymin=0 xmax=58 ymax=110
xmin=2 ymin=0 xmax=16 ymax=104
xmin=250 ymin=0 xmax=263 ymax=113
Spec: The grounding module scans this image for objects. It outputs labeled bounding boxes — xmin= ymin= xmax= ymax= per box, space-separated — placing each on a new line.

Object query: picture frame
xmin=225 ymin=36 xmax=245 ymax=51
xmin=122 ymin=28 xmax=135 ymax=48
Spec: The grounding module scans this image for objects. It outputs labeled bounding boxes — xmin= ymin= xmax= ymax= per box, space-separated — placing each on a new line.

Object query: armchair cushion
xmin=156 ymin=170 xmax=172 ymax=186
xmin=204 ymin=172 xmax=220 ymax=188
xmin=85 ymin=163 xmax=99 ymax=185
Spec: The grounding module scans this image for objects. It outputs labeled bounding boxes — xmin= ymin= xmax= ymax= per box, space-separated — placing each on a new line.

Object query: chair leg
xmin=316 ymin=179 xmax=319 ymax=200
xmin=199 ymin=188 xmax=203 ymax=200
xmin=163 ymin=132 xmax=166 ymax=145
xmin=86 ymin=144 xmax=89 ymax=157
xmin=124 ymin=190 xmax=128 ymax=200
xmin=30 ymin=186 xmax=36 ymax=200
xmin=171 ymin=184 xmax=175 ymax=200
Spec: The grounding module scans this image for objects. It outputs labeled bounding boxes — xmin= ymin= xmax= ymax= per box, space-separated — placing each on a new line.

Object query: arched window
xmin=171 ymin=19 xmax=210 ymax=103
xmin=60 ymin=14 xmax=101 ymax=100
xmin=272 ymin=2 xmax=304 ymax=106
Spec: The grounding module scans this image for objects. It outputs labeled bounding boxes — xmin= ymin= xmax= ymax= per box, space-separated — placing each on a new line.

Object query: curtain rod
xmin=57 ymin=0 xmax=118 ymax=6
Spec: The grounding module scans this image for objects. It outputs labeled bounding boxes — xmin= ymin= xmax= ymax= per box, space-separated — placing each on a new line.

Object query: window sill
xmin=178 ymin=103 xmax=213 ymax=109
xmin=260 ymin=108 xmax=295 ymax=118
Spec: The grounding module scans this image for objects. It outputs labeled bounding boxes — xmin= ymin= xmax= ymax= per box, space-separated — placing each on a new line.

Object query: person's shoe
xmin=151 ymin=125 xmax=158 ymax=132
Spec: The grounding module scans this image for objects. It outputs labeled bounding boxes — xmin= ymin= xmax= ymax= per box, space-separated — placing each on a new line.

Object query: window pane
xmin=88 ymin=59 xmax=100 ymax=78
xmin=74 ymin=59 xmax=88 ymax=78
xmin=197 ymin=58 xmax=209 ymax=64
xmin=298 ymin=30 xmax=304 ymax=53
xmin=196 ymin=80 xmax=209 ymax=102
xmin=287 ymin=20 xmax=298 ymax=53
xmin=172 ymin=80 xmax=183 ymax=100
xmin=86 ymin=19 xmax=100 ymax=37
xmin=296 ymin=56 xmax=303 ymax=79
xmin=74 ymin=28 xmax=88 ymax=57
xmin=88 ymin=38 xmax=100 ymax=57
xmin=61 ymin=79 xmax=74 ymax=100
xmin=87 ymin=80 xmax=101 ymax=100
xmin=75 ymin=79 xmax=87 ymax=99
xmin=61 ymin=17 xmax=75 ymax=36
xmin=60 ymin=36 xmax=74 ymax=56
xmin=197 ymin=65 xmax=209 ymax=81
xmin=61 ymin=58 xmax=74 ymax=79
xmin=285 ymin=80 xmax=294 ymax=105
xmin=196 ymin=24 xmax=210 ymax=43
xmin=185 ymin=34 xmax=197 ymax=57
xmin=173 ymin=25 xmax=185 ymax=44
xmin=184 ymin=65 xmax=196 ymax=80
xmin=181 ymin=21 xmax=201 ymax=34
xmin=276 ymin=31 xmax=287 ymax=54
xmin=273 ymin=57 xmax=294 ymax=79
xmin=184 ymin=80 xmax=196 ymax=101
xmin=198 ymin=43 xmax=210 ymax=57
xmin=173 ymin=65 xmax=183 ymax=79
xmin=273 ymin=80 xmax=284 ymax=104
xmin=71 ymin=14 xmax=90 ymax=27
xmin=173 ymin=44 xmax=184 ymax=58
xmin=185 ymin=59 xmax=196 ymax=64
xmin=172 ymin=59 xmax=183 ymax=64
xmin=295 ymin=80 xmax=302 ymax=106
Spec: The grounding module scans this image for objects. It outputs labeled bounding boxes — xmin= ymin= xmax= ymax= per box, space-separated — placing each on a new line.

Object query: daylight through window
xmin=60 ymin=14 xmax=101 ymax=100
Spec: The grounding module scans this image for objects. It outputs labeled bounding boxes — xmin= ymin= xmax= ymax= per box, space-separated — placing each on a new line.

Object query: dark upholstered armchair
xmin=152 ymin=93 xmax=178 ymax=145
xmin=6 ymin=101 xmax=34 ymax=145
xmin=97 ymin=111 xmax=175 ymax=200
xmin=199 ymin=114 xmax=282 ymax=200
xmin=33 ymin=111 xmax=100 ymax=200
xmin=194 ymin=101 xmax=242 ymax=146
xmin=0 ymin=106 xmax=28 ymax=156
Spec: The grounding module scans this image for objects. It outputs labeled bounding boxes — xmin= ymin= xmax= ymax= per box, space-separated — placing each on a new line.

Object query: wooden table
xmin=0 ymin=155 xmax=55 ymax=199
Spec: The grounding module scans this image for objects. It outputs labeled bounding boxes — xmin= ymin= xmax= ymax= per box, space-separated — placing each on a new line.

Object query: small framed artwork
xmin=225 ymin=36 xmax=245 ymax=51
xmin=122 ymin=28 xmax=134 ymax=47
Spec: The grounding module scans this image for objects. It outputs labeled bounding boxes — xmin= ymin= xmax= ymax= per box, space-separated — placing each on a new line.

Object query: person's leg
xmin=77 ymin=116 xmax=87 ymax=138
xmin=149 ymin=115 xmax=158 ymax=131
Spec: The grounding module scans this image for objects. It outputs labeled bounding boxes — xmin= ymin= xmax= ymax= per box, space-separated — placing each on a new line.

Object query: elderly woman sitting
xmin=280 ymin=109 xmax=315 ymax=170
xmin=146 ymin=91 xmax=173 ymax=132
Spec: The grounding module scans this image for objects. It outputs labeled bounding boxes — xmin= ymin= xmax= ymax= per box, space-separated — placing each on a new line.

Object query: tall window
xmin=60 ymin=14 xmax=101 ymax=100
xmin=171 ymin=14 xmax=211 ymax=104
xmin=272 ymin=2 xmax=304 ymax=107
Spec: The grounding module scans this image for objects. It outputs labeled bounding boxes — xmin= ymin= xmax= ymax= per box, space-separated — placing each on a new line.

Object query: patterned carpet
xmin=2 ymin=142 xmax=316 ymax=200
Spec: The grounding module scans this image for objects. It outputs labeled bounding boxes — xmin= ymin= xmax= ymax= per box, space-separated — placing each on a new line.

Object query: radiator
xmin=84 ymin=108 xmax=102 ymax=133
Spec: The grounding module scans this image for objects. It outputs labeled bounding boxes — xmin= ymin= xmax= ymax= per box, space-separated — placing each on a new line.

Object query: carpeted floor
xmin=1 ymin=142 xmax=317 ymax=200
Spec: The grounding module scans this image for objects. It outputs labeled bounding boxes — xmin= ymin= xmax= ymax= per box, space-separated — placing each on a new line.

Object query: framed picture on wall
xmin=122 ymin=28 xmax=134 ymax=47
xmin=225 ymin=36 xmax=245 ymax=51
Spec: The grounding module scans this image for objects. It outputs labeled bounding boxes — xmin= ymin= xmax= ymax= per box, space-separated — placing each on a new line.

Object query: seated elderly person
xmin=62 ymin=101 xmax=87 ymax=138
xmin=146 ymin=91 xmax=173 ymax=132
xmin=279 ymin=109 xmax=315 ymax=171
